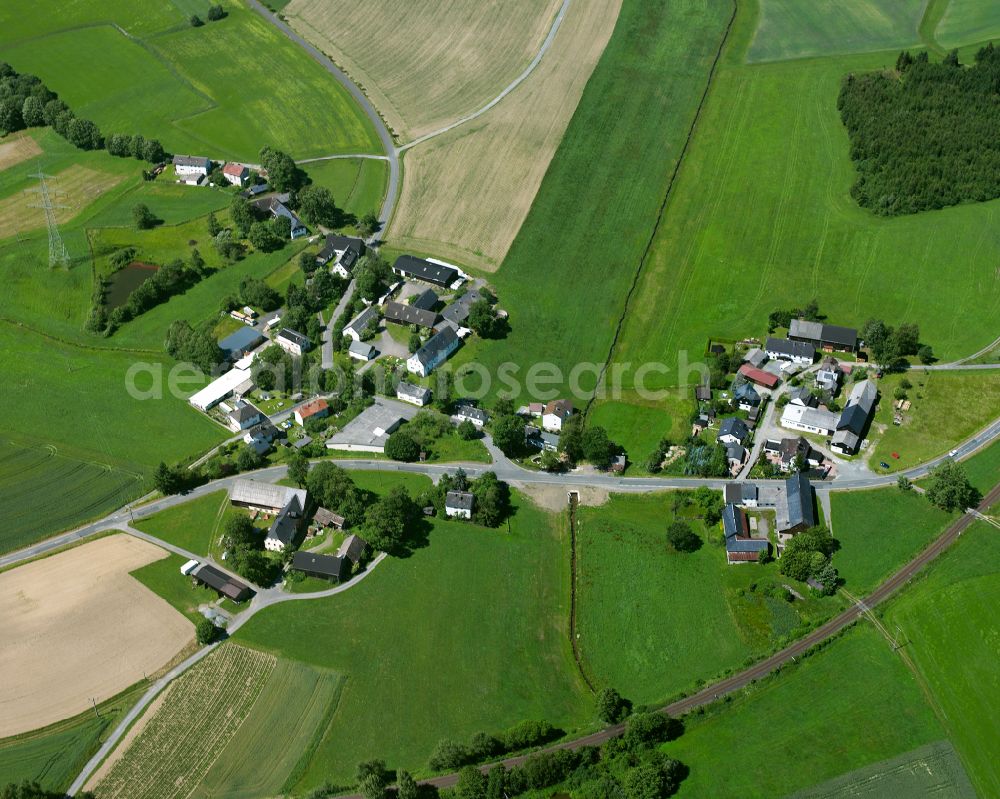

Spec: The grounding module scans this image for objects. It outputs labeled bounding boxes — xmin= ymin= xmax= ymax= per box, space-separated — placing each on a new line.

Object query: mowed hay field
xmin=884 ymin=521 xmax=1000 ymax=796
xmin=389 ymin=0 xmax=621 ymax=271
xmin=936 ymin=0 xmax=1000 ymax=49
xmin=612 ymin=7 xmax=1000 ymax=389
xmin=236 ymin=488 xmax=591 ymax=788
xmin=285 ymin=0 xmax=563 ymax=141
xmin=89 ymin=644 xmax=343 ymax=799
xmin=747 ymin=0 xmax=925 ymax=62
xmin=0 ymin=131 xmax=42 ymax=171
xmin=0 ymin=535 xmax=193 ymax=738
xmin=0 ymin=1 xmax=380 ymax=160
xmin=668 ymin=626 xmax=948 ymax=797
xmin=0 ymin=437 xmax=141 ymax=555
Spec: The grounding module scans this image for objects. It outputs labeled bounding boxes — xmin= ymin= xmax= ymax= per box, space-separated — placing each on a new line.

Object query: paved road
xmin=323 ymin=278 xmax=356 ymax=369
xmin=67 ymin=550 xmax=389 ymax=796
xmin=335 ymin=480 xmax=1000 ymax=797
xmin=246 ymin=0 xmax=399 ymax=231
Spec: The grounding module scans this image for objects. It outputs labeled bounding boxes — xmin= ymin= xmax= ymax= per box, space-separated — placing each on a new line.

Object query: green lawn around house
xmin=869 ymin=370 xmax=1000 ymax=473
xmin=830 ymin=487 xmax=955 ymax=594
xmin=576 ymin=491 xmax=837 ymax=705
xmin=883 ymin=520 xmax=1000 ymax=797
xmin=0 ymin=1 xmax=381 ymax=160
xmin=133 ymin=490 xmax=230 ymax=558
xmin=668 ymin=625 xmax=948 ymax=798
xmin=235 ymin=483 xmax=591 ymax=789
xmin=130 ymin=552 xmax=220 ymax=624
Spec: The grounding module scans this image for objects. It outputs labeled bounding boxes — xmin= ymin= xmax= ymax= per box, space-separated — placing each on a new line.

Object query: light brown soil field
xmin=0 ymin=164 xmax=123 ymax=240
xmin=0 ymin=534 xmax=193 ymax=738
xmin=387 ymin=0 xmax=622 ymax=271
xmin=285 ymin=0 xmax=562 ymax=141
xmin=0 ymin=132 xmax=42 ymax=171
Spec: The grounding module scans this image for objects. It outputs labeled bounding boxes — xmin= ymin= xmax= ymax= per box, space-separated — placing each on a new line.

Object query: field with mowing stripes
xmin=748 ymin=0 xmax=924 ymax=62
xmin=284 ymin=0 xmax=563 ymax=141
xmin=0 ymin=1 xmax=380 ymax=160
xmin=936 ymin=0 xmax=1000 ymax=49
xmin=612 ymin=6 xmax=1000 ymax=391
xmin=0 ymin=437 xmax=141 ymax=555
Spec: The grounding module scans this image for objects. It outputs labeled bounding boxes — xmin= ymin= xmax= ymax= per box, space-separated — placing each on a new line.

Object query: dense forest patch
xmin=839 ymin=43 xmax=1000 ymax=215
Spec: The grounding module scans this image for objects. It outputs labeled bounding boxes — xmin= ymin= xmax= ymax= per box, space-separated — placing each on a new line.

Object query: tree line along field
xmin=283 ymin=0 xmax=563 ymax=142
xmin=235 ymin=484 xmax=592 ymax=790
xmin=386 ymin=0 xmax=621 ymax=272
xmin=0 ymin=0 xmax=381 ymax=160
xmin=609 ymin=5 xmax=1000 ymax=392
xmin=448 ymin=0 xmax=735 ymax=393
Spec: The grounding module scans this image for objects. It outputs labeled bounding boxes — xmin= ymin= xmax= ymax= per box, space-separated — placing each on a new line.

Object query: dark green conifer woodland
xmin=839 ymin=43 xmax=1000 ymax=216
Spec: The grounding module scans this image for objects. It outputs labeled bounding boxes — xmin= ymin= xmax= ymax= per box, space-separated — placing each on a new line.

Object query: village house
xmin=407 ymin=326 xmax=460 ymax=377
xmin=445 ymin=490 xmax=475 ymax=519
xmin=718 ymin=417 xmax=750 ymax=446
xmin=172 ymin=154 xmax=211 ymax=180
xmin=525 ymin=426 xmax=560 ymax=451
xmin=343 ymin=305 xmax=380 ymax=342
xmin=253 ymin=196 xmax=307 ymax=239
xmin=780 ymin=403 xmax=839 ymax=436
xmin=227 ymin=400 xmax=264 ymax=432
xmin=733 ymin=381 xmax=761 ymax=411
xmin=441 ymin=289 xmax=483 ymax=327
xmin=191 ymin=563 xmax=251 ymax=601
xmin=517 ymin=403 xmax=545 ymax=418
xmin=349 ymin=340 xmax=376 ymax=361
xmin=291 ymin=551 xmax=345 ymax=582
xmin=542 ymin=399 xmax=574 ymax=432
xmin=787 ymin=386 xmax=818 ymax=408
xmin=326 ymin=400 xmax=410 ymax=453
xmin=219 ymin=326 xmax=264 ymax=362
xmin=742 ymin=348 xmax=767 ymax=369
xmin=384 ymin=300 xmax=438 ymax=329
xmin=222 ymin=162 xmax=250 ymax=186
xmin=694 ymin=384 xmax=712 ymax=402
xmin=763 ymin=436 xmax=822 ymax=472
xmin=392 ymin=255 xmax=460 ymax=288
xmin=788 ymin=319 xmax=858 ymax=353
xmin=410 ymin=288 xmax=439 ymax=311
xmin=722 ymin=504 xmax=768 ymax=564
xmin=243 ymin=421 xmax=280 ymax=455
xmin=314 ymin=507 xmax=346 ymax=530
xmin=775 ymin=472 xmax=816 ymax=547
xmin=396 ymin=381 xmax=432 ymax=406
xmin=815 ymin=365 xmax=841 ymax=393
xmin=453 ymin=403 xmax=489 ymax=428
xmin=316 ymin=235 xmax=366 ymax=278
xmin=738 ymin=363 xmax=780 ymax=389
xmin=725 ymin=443 xmax=747 ymax=473
xmin=337 ymin=534 xmax=368 ymax=568
xmin=295 ymin=398 xmax=330 ymax=426
xmin=764 ymin=336 xmax=816 ymax=365
xmin=230 ymin=479 xmax=307 ymax=515
xmin=830 ymin=379 xmax=877 ymax=455
xmin=276 ymin=328 xmax=311 ymax=357
xmin=724 ymin=482 xmax=759 ymax=508
xmin=264 ymin=493 xmax=306 ymax=552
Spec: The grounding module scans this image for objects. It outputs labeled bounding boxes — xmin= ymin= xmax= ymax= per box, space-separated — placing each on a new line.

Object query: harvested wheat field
xmin=0 ymin=534 xmax=193 ymax=737
xmin=388 ymin=0 xmax=621 ymax=271
xmin=0 ymin=132 xmax=42 ymax=172
xmin=285 ymin=0 xmax=563 ymax=141
xmin=0 ymin=164 xmax=123 ymax=240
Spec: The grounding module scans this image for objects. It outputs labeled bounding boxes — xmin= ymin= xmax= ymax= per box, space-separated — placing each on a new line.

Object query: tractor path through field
xmin=395 ymin=0 xmax=573 ymax=154
xmin=331 ymin=479 xmax=1000 ymax=798
xmin=67 ymin=545 xmax=389 ymax=796
xmin=246 ymin=0 xmax=399 ymax=230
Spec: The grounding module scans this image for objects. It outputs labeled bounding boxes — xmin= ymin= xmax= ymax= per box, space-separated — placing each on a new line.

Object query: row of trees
xmin=777 ymin=525 xmax=838 ymax=594
xmin=427 ymin=721 xmax=558 ymax=772
xmin=190 ymin=3 xmax=226 ymax=26
xmin=839 ymin=43 xmax=1000 ymax=215
xmin=860 ymin=318 xmax=930 ymax=367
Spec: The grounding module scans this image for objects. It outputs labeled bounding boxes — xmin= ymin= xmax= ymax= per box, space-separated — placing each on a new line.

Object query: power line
xmin=26 ymin=171 xmax=71 ymax=268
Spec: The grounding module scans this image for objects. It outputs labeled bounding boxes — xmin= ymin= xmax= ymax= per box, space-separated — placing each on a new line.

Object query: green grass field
xmin=576 ymin=492 xmax=836 ymax=704
xmin=747 ymin=0 xmax=925 ymax=63
xmin=612 ymin=8 xmax=1000 ymax=391
xmin=306 ymin=158 xmax=389 ymax=222
xmin=130 ymin=553 xmax=220 ymax=623
xmin=830 ymin=487 xmax=955 ymax=594
xmin=0 ymin=683 xmax=146 ymax=793
xmin=884 ymin=520 xmax=1000 ymax=796
xmin=451 ymin=0 xmax=735 ymax=401
xmin=668 ymin=626 xmax=947 ymax=797
xmin=789 ymin=740 xmax=976 ymax=799
xmin=869 ymin=370 xmax=1000 ymax=473
xmin=586 ymin=394 xmax=693 ymax=469
xmin=961 ymin=439 xmax=1000 ymax=495
xmin=0 ymin=436 xmax=142 ymax=555
xmin=0 ymin=2 xmax=381 ymax=160
xmin=133 ymin=490 xmax=229 ymax=557
xmin=936 ymin=0 xmax=1000 ymax=49
xmin=236 ymin=483 xmax=591 ymax=788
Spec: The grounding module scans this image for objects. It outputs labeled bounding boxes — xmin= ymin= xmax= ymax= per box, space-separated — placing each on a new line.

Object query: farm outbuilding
xmin=192 ymin=564 xmax=252 ymax=601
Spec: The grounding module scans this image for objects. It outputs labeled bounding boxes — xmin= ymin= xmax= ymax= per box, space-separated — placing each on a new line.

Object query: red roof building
xmin=738 ymin=363 xmax=780 ymax=388
xmin=294 ymin=398 xmax=330 ymax=426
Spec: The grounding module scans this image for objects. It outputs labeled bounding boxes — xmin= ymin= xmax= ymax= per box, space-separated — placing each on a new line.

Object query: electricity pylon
xmin=27 ymin=171 xmax=70 ymax=267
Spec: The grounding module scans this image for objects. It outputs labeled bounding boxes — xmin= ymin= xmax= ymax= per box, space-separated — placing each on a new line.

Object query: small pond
xmin=104 ymin=262 xmax=158 ymax=309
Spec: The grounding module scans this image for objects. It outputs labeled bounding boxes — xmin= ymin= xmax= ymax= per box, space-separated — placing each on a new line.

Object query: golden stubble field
xmin=285 ymin=0 xmax=563 ymax=141
xmin=0 ymin=131 xmax=42 ymax=172
xmin=0 ymin=534 xmax=193 ymax=737
xmin=389 ymin=0 xmax=622 ymax=271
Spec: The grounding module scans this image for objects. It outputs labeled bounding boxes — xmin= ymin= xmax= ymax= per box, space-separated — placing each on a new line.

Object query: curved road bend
xmin=341 ymin=480 xmax=1000 ymax=796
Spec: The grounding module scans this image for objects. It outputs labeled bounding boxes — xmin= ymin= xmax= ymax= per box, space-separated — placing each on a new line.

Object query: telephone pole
xmin=27 ymin=171 xmax=71 ymax=268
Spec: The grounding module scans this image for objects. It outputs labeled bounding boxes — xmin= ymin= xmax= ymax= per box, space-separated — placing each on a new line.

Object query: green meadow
xmin=576 ymin=492 xmax=837 ymax=705
xmin=884 ymin=521 xmax=1000 ymax=796
xmin=236 ymin=480 xmax=591 ymax=788
xmin=133 ymin=490 xmax=229 ymax=557
xmin=668 ymin=626 xmax=947 ymax=798
xmin=935 ymin=0 xmax=1000 ymax=49
xmin=131 ymin=553 xmax=219 ymax=624
xmin=306 ymin=158 xmax=389 ymax=221
xmin=0 ymin=1 xmax=381 ymax=160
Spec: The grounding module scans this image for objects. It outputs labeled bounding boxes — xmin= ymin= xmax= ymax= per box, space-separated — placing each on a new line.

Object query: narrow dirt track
xmin=340 ymin=481 xmax=1000 ymax=795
